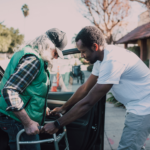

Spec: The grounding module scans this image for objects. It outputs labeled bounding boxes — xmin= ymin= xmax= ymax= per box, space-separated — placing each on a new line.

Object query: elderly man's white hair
xmin=26 ymin=33 xmax=56 ymax=70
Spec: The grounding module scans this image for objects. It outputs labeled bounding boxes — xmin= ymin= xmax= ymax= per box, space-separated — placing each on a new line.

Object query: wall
xmin=147 ymin=39 xmax=150 ymax=67
xmin=147 ymin=39 xmax=150 ymax=58
xmin=137 ymin=40 xmax=141 ymax=46
xmin=138 ymin=38 xmax=150 ymax=68
xmin=137 ymin=39 xmax=147 ymax=60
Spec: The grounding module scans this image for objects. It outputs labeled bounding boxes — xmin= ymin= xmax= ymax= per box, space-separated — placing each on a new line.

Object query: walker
xmin=16 ymin=114 xmax=69 ymax=150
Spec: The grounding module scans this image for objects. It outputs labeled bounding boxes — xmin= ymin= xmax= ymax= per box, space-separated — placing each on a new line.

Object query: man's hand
xmin=41 ymin=122 xmax=59 ymax=135
xmin=49 ymin=74 xmax=98 ymax=117
xmin=46 ymin=107 xmax=50 ymax=116
xmin=50 ymin=106 xmax=66 ymax=116
xmin=24 ymin=120 xmax=40 ymax=135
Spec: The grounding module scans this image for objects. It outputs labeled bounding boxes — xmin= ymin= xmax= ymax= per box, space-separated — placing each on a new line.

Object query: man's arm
xmin=43 ymin=83 xmax=113 ymax=134
xmin=2 ymin=55 xmax=41 ymax=135
xmin=14 ymin=109 xmax=39 ymax=135
xmin=50 ymin=74 xmax=98 ymax=114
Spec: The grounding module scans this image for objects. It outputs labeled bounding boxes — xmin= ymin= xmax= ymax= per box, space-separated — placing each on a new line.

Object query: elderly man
xmin=43 ymin=26 xmax=150 ymax=150
xmin=0 ymin=28 xmax=67 ymax=150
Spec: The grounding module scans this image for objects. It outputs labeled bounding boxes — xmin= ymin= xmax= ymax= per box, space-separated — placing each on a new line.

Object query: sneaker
xmin=141 ymin=146 xmax=146 ymax=150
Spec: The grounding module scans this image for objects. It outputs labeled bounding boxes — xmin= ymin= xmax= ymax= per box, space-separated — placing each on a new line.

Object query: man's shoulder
xmin=104 ymin=45 xmax=138 ymax=64
xmin=104 ymin=45 xmax=126 ymax=53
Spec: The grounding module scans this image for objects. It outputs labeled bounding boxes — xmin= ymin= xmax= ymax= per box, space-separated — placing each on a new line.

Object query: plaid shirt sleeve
xmin=2 ymin=55 xmax=40 ymax=111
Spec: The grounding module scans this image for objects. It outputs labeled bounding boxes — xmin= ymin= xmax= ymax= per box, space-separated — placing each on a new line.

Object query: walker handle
xmin=38 ymin=126 xmax=42 ymax=130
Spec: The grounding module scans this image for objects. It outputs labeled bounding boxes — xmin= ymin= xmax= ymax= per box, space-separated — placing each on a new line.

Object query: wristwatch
xmin=54 ymin=120 xmax=61 ymax=129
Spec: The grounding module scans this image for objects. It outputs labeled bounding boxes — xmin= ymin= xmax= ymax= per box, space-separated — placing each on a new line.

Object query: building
xmin=116 ymin=11 xmax=150 ymax=67
xmin=116 ymin=22 xmax=150 ymax=61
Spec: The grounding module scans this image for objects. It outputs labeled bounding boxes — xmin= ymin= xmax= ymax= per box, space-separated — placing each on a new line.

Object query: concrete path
xmin=104 ymin=102 xmax=150 ymax=150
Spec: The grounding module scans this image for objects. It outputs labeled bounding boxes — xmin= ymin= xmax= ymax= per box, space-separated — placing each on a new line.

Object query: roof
xmin=116 ymin=22 xmax=150 ymax=44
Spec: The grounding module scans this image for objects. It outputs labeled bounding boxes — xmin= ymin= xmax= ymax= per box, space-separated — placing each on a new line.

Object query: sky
xmin=0 ymin=0 xmax=147 ymax=49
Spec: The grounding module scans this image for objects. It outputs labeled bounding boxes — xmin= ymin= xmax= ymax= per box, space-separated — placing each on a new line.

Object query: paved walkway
xmin=104 ymin=102 xmax=150 ymax=150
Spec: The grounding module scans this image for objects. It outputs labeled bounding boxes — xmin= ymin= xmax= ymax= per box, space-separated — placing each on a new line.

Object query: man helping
xmin=42 ymin=26 xmax=150 ymax=150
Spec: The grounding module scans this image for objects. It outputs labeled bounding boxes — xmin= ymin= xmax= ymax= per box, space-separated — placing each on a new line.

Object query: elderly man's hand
xmin=50 ymin=106 xmax=66 ymax=116
xmin=24 ymin=120 xmax=40 ymax=135
xmin=46 ymin=107 xmax=50 ymax=116
xmin=41 ymin=122 xmax=59 ymax=135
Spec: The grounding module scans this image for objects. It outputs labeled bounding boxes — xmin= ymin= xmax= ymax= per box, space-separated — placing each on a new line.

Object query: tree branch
xmin=130 ymin=0 xmax=146 ymax=4
xmin=84 ymin=15 xmax=104 ymax=34
xmin=111 ymin=20 xmax=120 ymax=29
xmin=79 ymin=0 xmax=130 ymax=44
xmin=97 ymin=0 xmax=104 ymax=11
xmin=111 ymin=0 xmax=118 ymax=11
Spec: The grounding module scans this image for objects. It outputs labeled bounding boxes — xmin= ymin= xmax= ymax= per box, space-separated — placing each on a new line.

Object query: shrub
xmin=143 ymin=59 xmax=149 ymax=67
xmin=127 ymin=46 xmax=149 ymax=67
xmin=107 ymin=92 xmax=124 ymax=107
xmin=80 ymin=58 xmax=90 ymax=65
xmin=87 ymin=64 xmax=93 ymax=72
xmin=127 ymin=46 xmax=140 ymax=57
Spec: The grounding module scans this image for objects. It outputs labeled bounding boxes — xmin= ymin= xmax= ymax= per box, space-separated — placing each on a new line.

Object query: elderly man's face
xmin=51 ymin=49 xmax=59 ymax=59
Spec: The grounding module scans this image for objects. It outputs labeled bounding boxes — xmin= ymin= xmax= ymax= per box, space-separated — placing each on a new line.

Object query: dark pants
xmin=0 ymin=115 xmax=41 ymax=150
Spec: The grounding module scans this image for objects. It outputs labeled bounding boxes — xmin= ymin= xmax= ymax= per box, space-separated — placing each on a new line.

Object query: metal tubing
xmin=17 ymin=128 xmax=55 ymax=150
xmin=53 ymin=133 xmax=59 ymax=150
xmin=57 ymin=127 xmax=66 ymax=143
xmin=16 ymin=113 xmax=69 ymax=150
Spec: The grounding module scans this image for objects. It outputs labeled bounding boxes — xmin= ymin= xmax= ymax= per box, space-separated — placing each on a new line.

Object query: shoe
xmin=141 ymin=146 xmax=146 ymax=150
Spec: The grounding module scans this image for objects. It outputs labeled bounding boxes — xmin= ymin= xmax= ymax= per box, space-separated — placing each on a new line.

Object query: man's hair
xmin=27 ymin=33 xmax=55 ymax=52
xmin=75 ymin=26 xmax=106 ymax=48
xmin=16 ymin=34 xmax=56 ymax=71
xmin=28 ymin=34 xmax=56 ymax=70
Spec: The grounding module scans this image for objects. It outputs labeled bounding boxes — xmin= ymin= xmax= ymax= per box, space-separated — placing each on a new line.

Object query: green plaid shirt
xmin=2 ymin=55 xmax=40 ymax=111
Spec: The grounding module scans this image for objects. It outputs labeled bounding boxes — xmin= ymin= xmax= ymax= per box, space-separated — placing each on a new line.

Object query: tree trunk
xmin=106 ymin=32 xmax=113 ymax=44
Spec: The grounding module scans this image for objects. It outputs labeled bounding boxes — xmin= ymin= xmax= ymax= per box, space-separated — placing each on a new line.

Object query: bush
xmin=127 ymin=46 xmax=149 ymax=67
xmin=127 ymin=46 xmax=140 ymax=57
xmin=87 ymin=64 xmax=93 ymax=72
xmin=79 ymin=58 xmax=90 ymax=65
xmin=107 ymin=92 xmax=124 ymax=107
xmin=143 ymin=59 xmax=149 ymax=67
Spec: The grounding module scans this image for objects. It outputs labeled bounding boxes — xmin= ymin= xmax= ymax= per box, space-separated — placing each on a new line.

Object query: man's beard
xmin=40 ymin=49 xmax=53 ymax=71
xmin=89 ymin=58 xmax=97 ymax=64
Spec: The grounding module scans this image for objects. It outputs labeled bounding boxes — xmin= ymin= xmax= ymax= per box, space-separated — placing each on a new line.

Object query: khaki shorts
xmin=117 ymin=112 xmax=150 ymax=150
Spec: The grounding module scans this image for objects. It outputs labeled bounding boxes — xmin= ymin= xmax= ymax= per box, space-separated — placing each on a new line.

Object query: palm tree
xmin=21 ymin=4 xmax=29 ymax=17
xmin=21 ymin=4 xmax=29 ymax=37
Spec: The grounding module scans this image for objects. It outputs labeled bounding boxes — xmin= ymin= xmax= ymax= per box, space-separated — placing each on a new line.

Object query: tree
xmin=21 ymin=4 xmax=29 ymax=36
xmin=21 ymin=4 xmax=29 ymax=17
xmin=8 ymin=27 xmax=24 ymax=53
xmin=130 ymin=0 xmax=150 ymax=9
xmin=0 ymin=24 xmax=24 ymax=53
xmin=0 ymin=21 xmax=4 ymax=25
xmin=78 ymin=0 xmax=131 ymax=44
xmin=71 ymin=34 xmax=81 ymax=58
xmin=72 ymin=34 xmax=77 ymax=45
xmin=0 ymin=24 xmax=12 ymax=52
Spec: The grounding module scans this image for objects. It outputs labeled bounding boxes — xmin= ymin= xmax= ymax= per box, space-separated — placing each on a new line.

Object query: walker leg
xmin=17 ymin=143 xmax=20 ymax=150
xmin=64 ymin=133 xmax=69 ymax=150
xmin=53 ymin=133 xmax=59 ymax=150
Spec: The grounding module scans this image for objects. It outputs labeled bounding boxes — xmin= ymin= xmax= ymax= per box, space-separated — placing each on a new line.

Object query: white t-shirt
xmin=92 ymin=45 xmax=150 ymax=115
